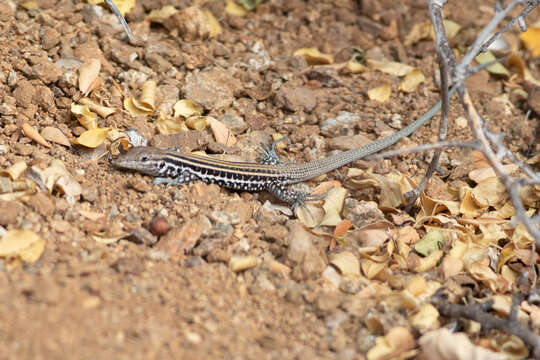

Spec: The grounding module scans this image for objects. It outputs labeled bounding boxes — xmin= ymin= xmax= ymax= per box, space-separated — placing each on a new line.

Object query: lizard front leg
xmin=153 ymin=169 xmax=200 ymax=187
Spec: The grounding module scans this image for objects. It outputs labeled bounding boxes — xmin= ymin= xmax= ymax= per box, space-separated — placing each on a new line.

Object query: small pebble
xmin=149 ymin=216 xmax=170 ymax=236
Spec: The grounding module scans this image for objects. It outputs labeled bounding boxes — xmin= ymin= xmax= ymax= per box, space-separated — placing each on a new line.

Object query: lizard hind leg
xmin=257 ymin=137 xmax=295 ymax=166
xmin=267 ymin=182 xmax=332 ymax=215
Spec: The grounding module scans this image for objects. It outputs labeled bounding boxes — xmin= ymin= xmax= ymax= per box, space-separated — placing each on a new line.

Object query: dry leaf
xmin=414 ymin=250 xmax=443 ymax=272
xmin=208 ymin=117 xmax=236 ymax=145
xmin=419 ymin=328 xmax=507 ymax=360
xmin=471 ymin=177 xmax=507 ymax=208
xmin=320 ymin=186 xmax=347 ymax=226
xmin=87 ymin=0 xmax=135 ymax=16
xmin=22 ymin=122 xmax=51 ymax=148
xmin=296 ymin=204 xmax=325 ymax=227
xmin=41 ymin=127 xmax=71 ymax=147
xmin=123 ymin=80 xmax=157 ymax=117
xmin=293 ymin=47 xmax=334 ymax=65
xmin=329 ymin=251 xmax=360 ymax=276
xmin=475 ymin=51 xmax=510 ymax=76
xmin=225 ymin=0 xmax=248 ymax=16
xmin=156 ymin=114 xmax=188 ymax=134
xmin=414 ymin=230 xmax=445 ymax=257
xmin=1 ymin=161 xmax=27 ymax=180
xmin=79 ymin=98 xmax=115 ymax=118
xmin=361 ymin=259 xmax=388 ymax=279
xmin=174 ymin=99 xmax=203 ymax=118
xmin=0 ymin=229 xmax=45 ymax=264
xmin=367 ymin=83 xmax=391 ymax=102
xmin=520 ymin=27 xmax=540 ymax=57
xmin=442 ymin=256 xmax=464 ymax=278
xmin=78 ymin=58 xmax=101 ymax=95
xmin=468 ymin=164 xmax=518 ymax=183
xmin=399 ymin=69 xmax=425 ymax=93
xmin=20 ymin=1 xmax=38 ymax=9
xmin=71 ymin=103 xmax=98 ymax=130
xmin=367 ymin=327 xmax=415 ymax=360
xmin=367 ymin=59 xmax=415 ymax=76
xmin=73 ymin=127 xmax=110 ymax=148
xmin=343 ymin=61 xmax=366 ymax=73
xmin=409 ymin=304 xmax=439 ymax=333
xmin=334 ymin=219 xmax=353 ymax=237
xmin=230 ymin=255 xmax=258 ymax=272
xmin=185 ymin=116 xmax=208 ymax=130
xmin=204 ymin=10 xmax=221 ymax=37
xmin=147 ymin=5 xmax=177 ymax=23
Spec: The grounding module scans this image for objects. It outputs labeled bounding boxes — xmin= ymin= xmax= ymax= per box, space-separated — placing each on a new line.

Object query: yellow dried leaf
xmin=520 ymin=27 xmax=540 ymax=57
xmin=329 ymin=251 xmax=360 ymax=276
xmin=225 ymin=0 xmax=248 ymax=16
xmin=22 ymin=122 xmax=51 ymax=148
xmin=471 ymin=177 xmax=507 ymax=208
xmin=367 ymin=82 xmax=391 ymax=102
xmin=123 ymin=97 xmax=150 ymax=117
xmin=21 ymin=1 xmax=38 ymax=9
xmin=87 ymin=0 xmax=135 ymax=16
xmin=230 ymin=255 xmax=258 ymax=272
xmin=443 ymin=19 xmax=461 ymax=40
xmin=475 ymin=51 xmax=510 ymax=76
xmin=174 ymin=99 xmax=203 ymax=118
xmin=204 ymin=10 xmax=221 ymax=37
xmin=293 ymin=47 xmax=334 ymax=65
xmin=320 ymin=186 xmax=347 ymax=226
xmin=367 ymin=327 xmax=415 ymax=360
xmin=296 ymin=204 xmax=324 ymax=227
xmin=41 ymin=127 xmax=71 ymax=147
xmin=1 ymin=161 xmax=27 ymax=180
xmin=208 ymin=117 xmax=236 ymax=145
xmin=468 ymin=164 xmax=518 ymax=183
xmin=420 ymin=328 xmax=507 ymax=360
xmin=0 ymin=230 xmax=45 ymax=263
xmin=343 ymin=61 xmax=366 ymax=73
xmin=367 ymin=59 xmax=414 ymax=76
xmin=147 ymin=5 xmax=177 ymax=23
xmin=156 ymin=115 xmax=188 ymax=135
xmin=79 ymin=98 xmax=115 ymax=118
xmin=404 ymin=22 xmax=433 ymax=46
xmin=399 ymin=69 xmax=425 ymax=93
xmin=414 ymin=250 xmax=443 ymax=273
xmin=78 ymin=58 xmax=101 ymax=95
xmin=361 ymin=259 xmax=388 ymax=279
xmin=139 ymin=80 xmax=157 ymax=112
xmin=185 ymin=116 xmax=208 ymax=130
xmin=405 ymin=275 xmax=427 ymax=296
xmin=71 ymin=103 xmax=98 ymax=129
xmin=73 ymin=127 xmax=110 ymax=148
xmin=460 ymin=188 xmax=486 ymax=218
xmin=410 ymin=304 xmax=439 ymax=332
xmin=442 ymin=257 xmax=463 ymax=278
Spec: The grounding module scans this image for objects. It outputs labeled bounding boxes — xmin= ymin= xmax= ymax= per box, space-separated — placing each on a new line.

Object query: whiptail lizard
xmin=112 ymin=88 xmax=455 ymax=212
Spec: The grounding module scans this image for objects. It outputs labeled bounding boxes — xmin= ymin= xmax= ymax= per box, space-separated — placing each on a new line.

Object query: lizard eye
xmin=141 ymin=156 xmax=149 ymax=162
xmin=158 ymin=161 xmax=166 ymax=169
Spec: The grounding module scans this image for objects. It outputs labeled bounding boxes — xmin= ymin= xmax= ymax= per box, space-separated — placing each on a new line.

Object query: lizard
xmin=112 ymin=87 xmax=455 ymax=212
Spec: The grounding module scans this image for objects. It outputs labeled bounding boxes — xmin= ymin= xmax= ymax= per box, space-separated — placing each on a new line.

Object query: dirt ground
xmin=0 ymin=0 xmax=539 ymax=359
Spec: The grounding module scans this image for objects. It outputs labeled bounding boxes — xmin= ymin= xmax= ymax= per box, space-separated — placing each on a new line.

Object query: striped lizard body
xmin=112 ymin=90 xmax=452 ymax=211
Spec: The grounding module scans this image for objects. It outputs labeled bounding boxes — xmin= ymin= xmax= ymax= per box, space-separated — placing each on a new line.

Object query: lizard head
xmin=111 ymin=146 xmax=170 ymax=177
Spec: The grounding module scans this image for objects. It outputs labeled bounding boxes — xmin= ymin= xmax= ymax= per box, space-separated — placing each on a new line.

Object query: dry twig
xmin=426 ymin=0 xmax=540 ymax=245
